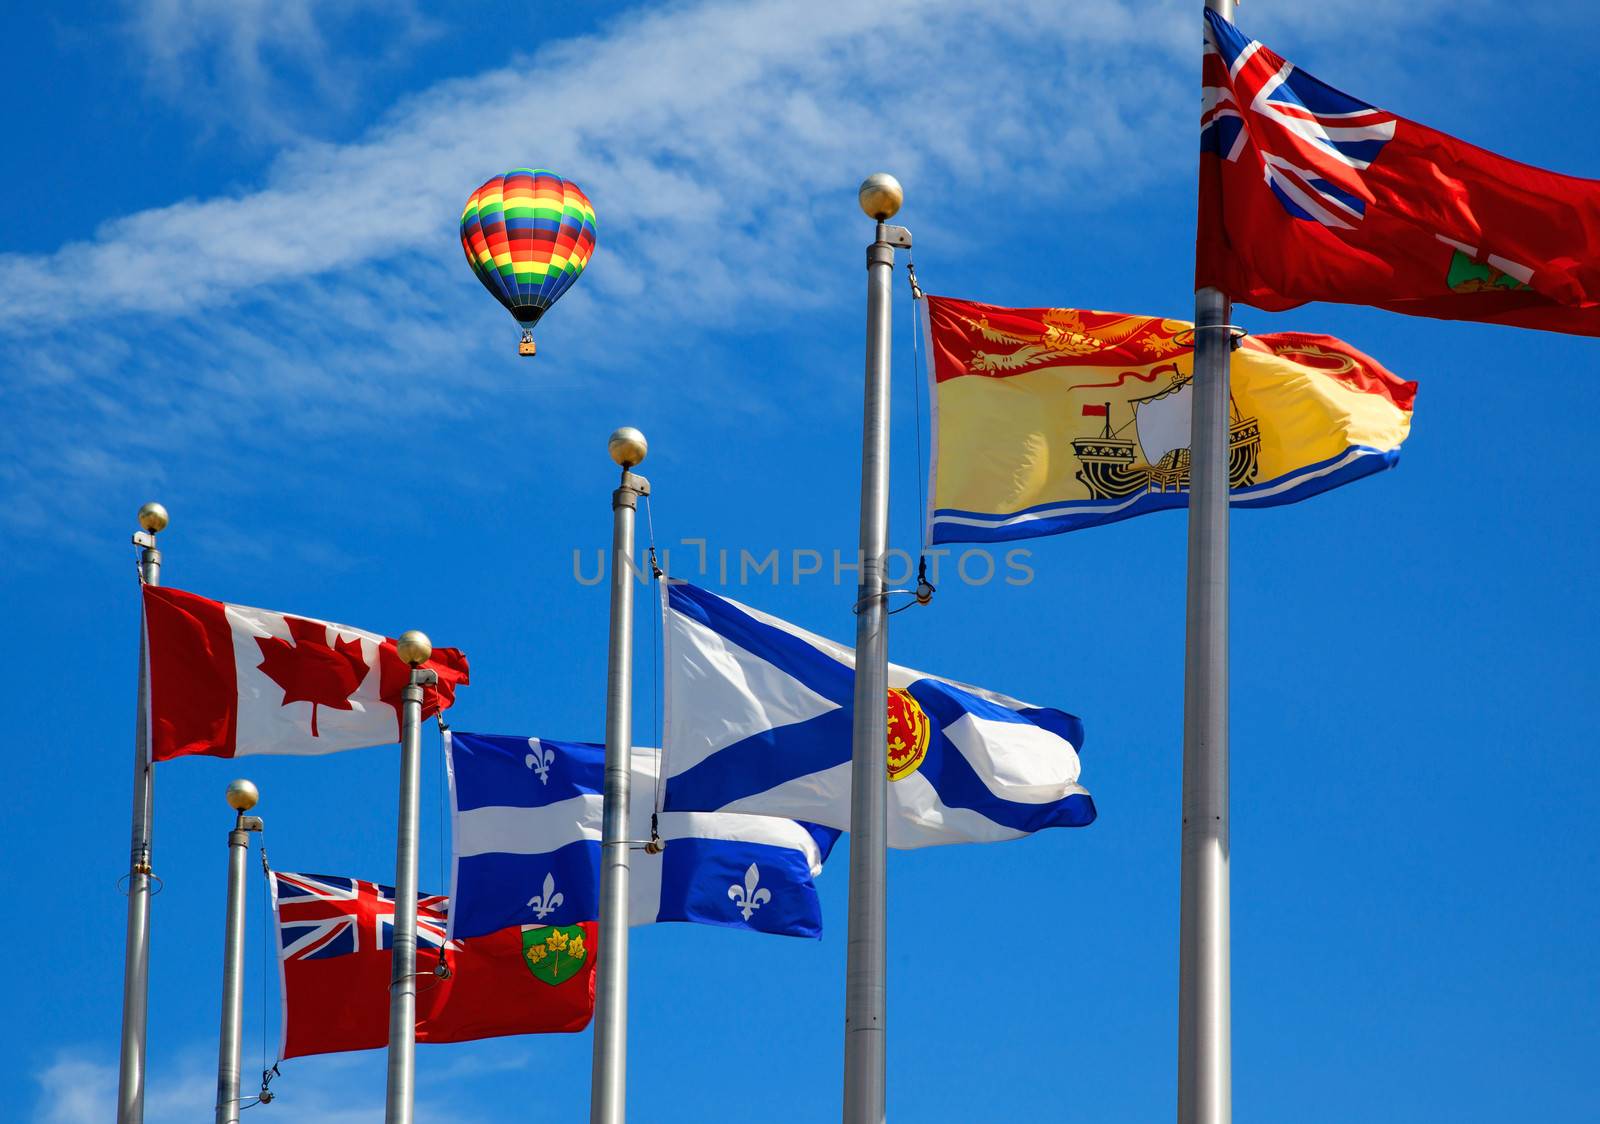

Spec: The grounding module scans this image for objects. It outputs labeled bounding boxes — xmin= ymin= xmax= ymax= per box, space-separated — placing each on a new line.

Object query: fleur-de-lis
xmin=525 ymin=738 xmax=555 ymax=784
xmin=727 ymin=863 xmax=772 ymax=921
xmin=526 ymin=872 xmax=564 ymax=920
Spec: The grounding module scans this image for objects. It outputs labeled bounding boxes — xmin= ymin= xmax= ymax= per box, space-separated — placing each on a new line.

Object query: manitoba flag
xmin=272 ymin=871 xmax=594 ymax=1058
xmin=142 ymin=585 xmax=469 ymax=762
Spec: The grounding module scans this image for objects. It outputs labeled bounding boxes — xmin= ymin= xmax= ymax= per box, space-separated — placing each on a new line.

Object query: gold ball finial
xmin=608 ymin=427 xmax=648 ymax=468
xmin=396 ymin=629 xmax=432 ymax=667
xmin=858 ymin=173 xmax=903 ymax=221
xmin=137 ymin=502 xmax=169 ymax=533
xmin=225 ymin=778 xmax=259 ymax=812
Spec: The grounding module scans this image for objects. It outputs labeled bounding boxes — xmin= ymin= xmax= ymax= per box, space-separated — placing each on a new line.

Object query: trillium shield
xmin=520 ymin=925 xmax=588 ymax=986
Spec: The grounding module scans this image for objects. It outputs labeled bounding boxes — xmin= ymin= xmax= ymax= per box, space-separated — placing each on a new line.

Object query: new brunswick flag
xmin=924 ymin=295 xmax=1416 ymax=543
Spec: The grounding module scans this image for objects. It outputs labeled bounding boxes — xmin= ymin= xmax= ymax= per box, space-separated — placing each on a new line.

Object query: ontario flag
xmin=1199 ymin=10 xmax=1600 ymax=335
xmin=271 ymin=872 xmax=594 ymax=1057
xmin=142 ymin=585 xmax=469 ymax=762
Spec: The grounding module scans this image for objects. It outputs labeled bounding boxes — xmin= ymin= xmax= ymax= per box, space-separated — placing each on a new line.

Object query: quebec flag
xmin=446 ymin=730 xmax=837 ymax=940
xmin=662 ymin=582 xmax=1096 ymax=848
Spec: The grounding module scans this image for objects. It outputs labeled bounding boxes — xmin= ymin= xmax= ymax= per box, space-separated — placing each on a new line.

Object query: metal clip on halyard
xmin=853 ymin=565 xmax=937 ymax=616
xmin=624 ymin=817 xmax=667 ymax=854
xmin=253 ymin=1061 xmax=279 ymax=1106
xmin=912 ymin=554 xmax=936 ymax=606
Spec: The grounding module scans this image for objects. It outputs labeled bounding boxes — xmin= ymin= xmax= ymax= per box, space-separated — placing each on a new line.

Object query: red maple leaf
xmin=255 ymin=617 xmax=371 ymax=737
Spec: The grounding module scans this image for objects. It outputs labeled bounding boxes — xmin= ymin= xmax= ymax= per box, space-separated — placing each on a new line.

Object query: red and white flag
xmin=142 ymin=585 xmax=469 ymax=762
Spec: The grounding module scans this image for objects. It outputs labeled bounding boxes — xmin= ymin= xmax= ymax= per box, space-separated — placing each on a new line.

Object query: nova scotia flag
xmin=662 ymin=582 xmax=1096 ymax=848
xmin=446 ymin=730 xmax=837 ymax=941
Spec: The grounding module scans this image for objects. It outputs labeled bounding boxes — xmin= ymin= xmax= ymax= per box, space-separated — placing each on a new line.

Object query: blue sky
xmin=6 ymin=1 xmax=1600 ymax=1120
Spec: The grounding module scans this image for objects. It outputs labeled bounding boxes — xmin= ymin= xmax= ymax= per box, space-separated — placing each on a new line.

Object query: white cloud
xmin=4 ymin=0 xmax=1202 ymax=332
xmin=0 ymin=0 xmax=1478 ymax=545
xmin=7 ymin=0 xmax=1486 ymax=332
xmin=34 ymin=1052 xmax=220 ymax=1124
xmin=122 ymin=0 xmax=436 ymax=142
xmin=34 ymin=1057 xmax=115 ymax=1124
xmin=31 ymin=1050 xmax=486 ymax=1124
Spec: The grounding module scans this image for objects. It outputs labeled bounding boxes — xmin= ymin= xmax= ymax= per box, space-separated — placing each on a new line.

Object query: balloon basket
xmin=518 ymin=331 xmax=537 ymax=357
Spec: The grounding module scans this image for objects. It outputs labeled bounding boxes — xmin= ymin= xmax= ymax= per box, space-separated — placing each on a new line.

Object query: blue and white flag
xmin=661 ymin=581 xmax=1096 ymax=848
xmin=446 ymin=730 xmax=838 ymax=941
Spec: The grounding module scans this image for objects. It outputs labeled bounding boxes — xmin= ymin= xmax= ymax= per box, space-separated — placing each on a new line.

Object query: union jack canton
xmin=1202 ymin=8 xmax=1396 ymax=231
xmin=272 ymin=871 xmax=451 ymax=961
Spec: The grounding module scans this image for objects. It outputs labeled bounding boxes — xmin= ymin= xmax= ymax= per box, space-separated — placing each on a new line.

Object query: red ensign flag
xmin=1199 ymin=10 xmax=1600 ymax=335
xmin=142 ymin=585 xmax=468 ymax=761
xmin=272 ymin=872 xmax=594 ymax=1058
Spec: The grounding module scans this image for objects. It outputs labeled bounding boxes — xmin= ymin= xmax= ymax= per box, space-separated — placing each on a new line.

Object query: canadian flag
xmin=143 ymin=585 xmax=470 ymax=762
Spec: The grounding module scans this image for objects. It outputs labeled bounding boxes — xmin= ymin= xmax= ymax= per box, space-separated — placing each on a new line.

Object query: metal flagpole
xmin=591 ymin=426 xmax=649 ymax=1124
xmin=842 ymin=174 xmax=910 ymax=1124
xmin=385 ymin=631 xmax=437 ymax=1124
xmin=215 ymin=780 xmax=263 ymax=1124
xmin=119 ymin=501 xmax=167 ymax=1124
xmin=1180 ymin=3 xmax=1235 ymax=1120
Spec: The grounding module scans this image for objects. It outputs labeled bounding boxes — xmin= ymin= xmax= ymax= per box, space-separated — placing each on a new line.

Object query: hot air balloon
xmin=460 ymin=169 xmax=597 ymax=356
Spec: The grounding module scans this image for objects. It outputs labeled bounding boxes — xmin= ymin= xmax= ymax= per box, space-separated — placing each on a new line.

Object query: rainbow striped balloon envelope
xmin=460 ymin=169 xmax=597 ymax=354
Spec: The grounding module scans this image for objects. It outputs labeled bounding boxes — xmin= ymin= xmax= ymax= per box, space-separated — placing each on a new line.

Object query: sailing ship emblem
xmin=1073 ymin=370 xmax=1260 ymax=499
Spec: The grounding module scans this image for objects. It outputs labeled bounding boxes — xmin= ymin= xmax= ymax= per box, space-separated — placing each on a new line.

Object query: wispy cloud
xmin=121 ymin=0 xmax=437 ymax=144
xmin=31 ymin=1049 xmax=487 ymax=1123
xmin=8 ymin=0 xmax=1193 ymax=332
xmin=34 ymin=1057 xmax=115 ymax=1124
xmin=34 ymin=1052 xmax=224 ymax=1124
xmin=0 ymin=0 xmax=1476 ymax=549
